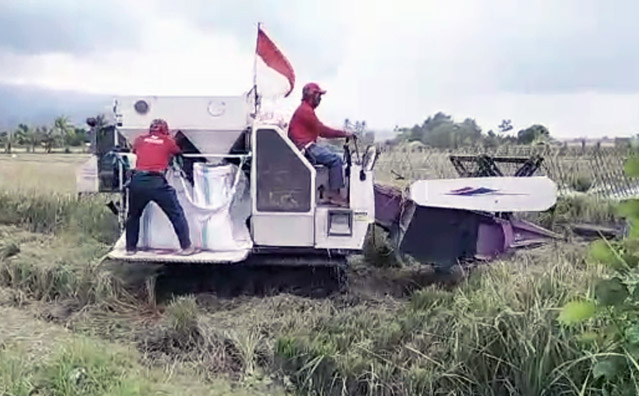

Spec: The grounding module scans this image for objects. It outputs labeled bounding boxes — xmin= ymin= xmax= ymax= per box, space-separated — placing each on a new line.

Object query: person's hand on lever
xmin=345 ymin=131 xmax=356 ymax=142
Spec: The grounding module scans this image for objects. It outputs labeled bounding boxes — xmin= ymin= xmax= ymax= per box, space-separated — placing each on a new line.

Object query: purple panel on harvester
xmin=399 ymin=206 xmax=480 ymax=267
xmin=510 ymin=218 xmax=561 ymax=247
xmin=476 ymin=217 xmax=510 ymax=258
xmin=373 ymin=184 xmax=403 ymax=228
xmin=503 ymin=220 xmax=515 ymax=247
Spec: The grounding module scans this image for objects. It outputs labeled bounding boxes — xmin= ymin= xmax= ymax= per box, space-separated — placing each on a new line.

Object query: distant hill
xmin=0 ymin=83 xmax=112 ymax=129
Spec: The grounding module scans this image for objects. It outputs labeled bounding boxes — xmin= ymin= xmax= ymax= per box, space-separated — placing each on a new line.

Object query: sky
xmin=1 ymin=0 xmax=639 ymax=138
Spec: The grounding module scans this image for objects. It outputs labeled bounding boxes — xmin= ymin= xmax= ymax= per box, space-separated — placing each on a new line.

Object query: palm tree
xmin=15 ymin=124 xmax=40 ymax=153
xmin=0 ymin=130 xmax=12 ymax=153
xmin=39 ymin=125 xmax=58 ymax=153
xmin=54 ymin=115 xmax=76 ymax=152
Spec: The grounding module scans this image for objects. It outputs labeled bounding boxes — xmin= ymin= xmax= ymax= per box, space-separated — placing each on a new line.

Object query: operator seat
xmin=300 ymin=147 xmax=330 ymax=203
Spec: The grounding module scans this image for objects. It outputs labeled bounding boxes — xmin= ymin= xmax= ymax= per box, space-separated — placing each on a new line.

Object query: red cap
xmin=303 ymin=82 xmax=327 ymax=97
xmin=149 ymin=118 xmax=169 ymax=135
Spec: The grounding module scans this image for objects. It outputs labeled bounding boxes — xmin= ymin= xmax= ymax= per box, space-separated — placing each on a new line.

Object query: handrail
xmin=106 ymin=152 xmax=250 ymax=159
xmin=181 ymin=153 xmax=251 ymax=158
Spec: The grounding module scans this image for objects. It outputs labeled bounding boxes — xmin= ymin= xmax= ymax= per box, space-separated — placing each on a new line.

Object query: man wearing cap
xmin=125 ymin=119 xmax=195 ymax=256
xmin=288 ymin=82 xmax=354 ymax=206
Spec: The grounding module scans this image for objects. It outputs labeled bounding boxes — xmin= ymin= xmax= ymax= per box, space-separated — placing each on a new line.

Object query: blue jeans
xmin=305 ymin=143 xmax=344 ymax=191
xmin=125 ymin=172 xmax=191 ymax=251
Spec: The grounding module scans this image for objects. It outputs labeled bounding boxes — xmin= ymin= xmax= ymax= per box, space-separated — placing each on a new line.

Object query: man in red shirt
xmin=125 ymin=119 xmax=194 ymax=256
xmin=288 ymin=82 xmax=353 ymax=206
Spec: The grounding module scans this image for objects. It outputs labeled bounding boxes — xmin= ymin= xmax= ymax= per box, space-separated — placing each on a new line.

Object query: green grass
xmin=0 ymin=190 xmax=119 ymax=243
xmin=0 ymin=192 xmax=629 ymax=395
xmin=166 ymin=295 xmax=200 ymax=338
xmin=0 ymin=351 xmax=34 ymax=396
xmin=0 ymin=307 xmax=285 ymax=396
xmin=0 ymin=226 xmax=123 ymax=304
xmin=274 ymin=246 xmax=619 ymax=395
xmin=0 ymin=151 xmax=635 ymax=395
xmin=527 ymin=195 xmax=621 ymax=233
xmin=38 ymin=340 xmax=154 ymax=396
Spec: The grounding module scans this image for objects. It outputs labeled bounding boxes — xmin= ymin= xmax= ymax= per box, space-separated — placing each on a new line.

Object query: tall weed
xmin=558 ymin=155 xmax=639 ymax=395
xmin=276 ymin=248 xmax=602 ymax=395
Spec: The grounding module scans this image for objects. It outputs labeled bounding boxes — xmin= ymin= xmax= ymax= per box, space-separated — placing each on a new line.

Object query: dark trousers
xmin=305 ymin=143 xmax=344 ymax=191
xmin=125 ymin=172 xmax=191 ymax=251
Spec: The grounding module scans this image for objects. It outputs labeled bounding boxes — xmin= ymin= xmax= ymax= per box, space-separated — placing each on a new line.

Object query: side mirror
xmin=361 ymin=145 xmax=379 ymax=172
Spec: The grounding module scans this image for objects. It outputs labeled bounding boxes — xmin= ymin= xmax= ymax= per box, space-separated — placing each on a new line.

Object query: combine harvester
xmin=79 ymin=95 xmax=376 ymax=268
xmin=77 ymin=94 xmax=560 ymax=273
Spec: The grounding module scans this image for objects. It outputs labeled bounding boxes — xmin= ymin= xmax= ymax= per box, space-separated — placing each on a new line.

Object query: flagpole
xmin=252 ymin=22 xmax=261 ymax=117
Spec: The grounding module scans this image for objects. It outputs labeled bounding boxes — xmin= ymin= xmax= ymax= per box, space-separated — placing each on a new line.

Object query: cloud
xmin=1 ymin=0 xmax=639 ymax=138
xmin=152 ymin=0 xmax=351 ymax=77
xmin=0 ymin=0 xmax=143 ymax=54
xmin=0 ymin=10 xmax=253 ymax=96
xmin=493 ymin=1 xmax=639 ymax=93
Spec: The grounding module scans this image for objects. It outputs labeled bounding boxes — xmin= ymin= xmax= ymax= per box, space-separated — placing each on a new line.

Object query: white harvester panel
xmin=409 ymin=176 xmax=557 ymax=212
xmin=314 ymin=164 xmax=375 ymax=250
xmin=250 ymin=124 xmax=316 ymax=247
xmin=114 ymin=96 xmax=252 ymax=155
xmin=250 ymin=124 xmax=376 ymax=250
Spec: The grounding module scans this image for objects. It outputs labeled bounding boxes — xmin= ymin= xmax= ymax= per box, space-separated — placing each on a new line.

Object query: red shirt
xmin=288 ymin=101 xmax=349 ymax=149
xmin=132 ymin=132 xmax=181 ymax=172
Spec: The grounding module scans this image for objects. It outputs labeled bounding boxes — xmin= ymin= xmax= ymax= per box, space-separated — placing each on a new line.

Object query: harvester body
xmin=79 ymin=95 xmax=376 ymax=265
xmin=77 ymin=94 xmax=560 ymax=269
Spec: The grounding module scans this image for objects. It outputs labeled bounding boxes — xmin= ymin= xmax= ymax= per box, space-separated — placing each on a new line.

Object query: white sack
xmin=135 ymin=163 xmax=252 ymax=252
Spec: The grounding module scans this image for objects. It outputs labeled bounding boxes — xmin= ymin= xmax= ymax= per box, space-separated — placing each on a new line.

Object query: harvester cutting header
xmin=76 ymin=24 xmax=560 ymax=271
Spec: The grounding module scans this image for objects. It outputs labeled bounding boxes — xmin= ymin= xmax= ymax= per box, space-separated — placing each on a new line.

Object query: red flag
xmin=256 ymin=25 xmax=295 ymax=97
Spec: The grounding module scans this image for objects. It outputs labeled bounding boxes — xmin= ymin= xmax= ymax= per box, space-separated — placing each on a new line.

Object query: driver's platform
xmin=108 ymin=245 xmax=250 ymax=263
xmin=108 ymin=249 xmax=249 ymax=264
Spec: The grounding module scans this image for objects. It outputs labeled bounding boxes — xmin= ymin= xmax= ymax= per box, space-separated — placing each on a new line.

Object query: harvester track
xmin=107 ymin=255 xmax=349 ymax=302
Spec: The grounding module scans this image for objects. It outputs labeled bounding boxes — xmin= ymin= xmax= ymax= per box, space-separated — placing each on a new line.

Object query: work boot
xmin=327 ymin=192 xmax=348 ymax=207
xmin=330 ymin=198 xmax=348 ymax=207
xmin=177 ymin=246 xmax=197 ymax=256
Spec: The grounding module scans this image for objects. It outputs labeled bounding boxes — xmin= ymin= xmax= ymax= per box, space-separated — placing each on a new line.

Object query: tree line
xmin=0 ymin=116 xmax=89 ymax=154
xmin=389 ymin=112 xmax=551 ymax=149
xmin=337 ymin=113 xmax=552 ymax=150
xmin=0 ymin=111 xmax=553 ymax=154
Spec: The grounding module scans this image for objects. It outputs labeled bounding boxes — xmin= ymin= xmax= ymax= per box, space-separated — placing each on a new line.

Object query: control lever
xmin=343 ymin=138 xmax=352 ymax=178
xmin=346 ymin=135 xmax=365 ymax=181
xmin=351 ymin=134 xmax=361 ymax=165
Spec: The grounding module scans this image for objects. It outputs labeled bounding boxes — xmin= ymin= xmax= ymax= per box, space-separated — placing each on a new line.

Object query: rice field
xmin=0 ymin=144 xmax=634 ymax=198
xmin=0 ymin=149 xmax=634 ymax=395
xmin=0 ymin=153 xmax=89 ymax=193
xmin=375 ymin=143 xmax=639 ymax=200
